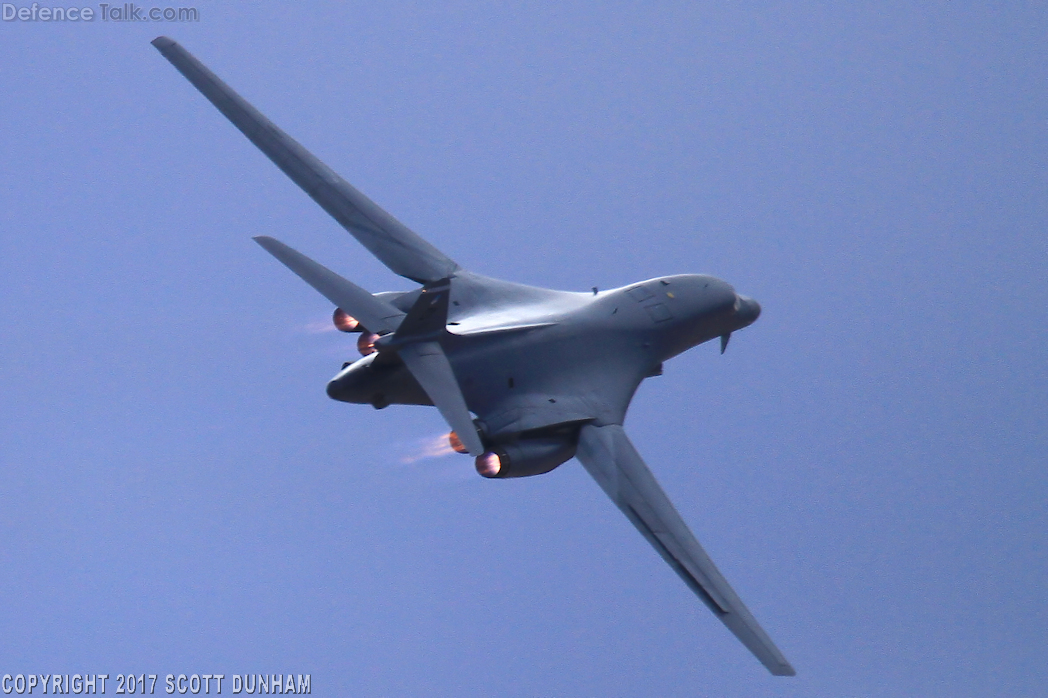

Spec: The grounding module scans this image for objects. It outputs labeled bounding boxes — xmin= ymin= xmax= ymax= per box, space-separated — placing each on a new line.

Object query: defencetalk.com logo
xmin=2 ymin=3 xmax=199 ymax=22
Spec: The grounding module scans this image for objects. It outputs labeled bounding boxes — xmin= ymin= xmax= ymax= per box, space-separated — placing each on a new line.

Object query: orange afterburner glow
xmin=333 ymin=308 xmax=360 ymax=332
xmin=448 ymin=431 xmax=469 ymax=454
xmin=475 ymin=452 xmax=502 ymax=477
xmin=357 ymin=332 xmax=380 ymax=356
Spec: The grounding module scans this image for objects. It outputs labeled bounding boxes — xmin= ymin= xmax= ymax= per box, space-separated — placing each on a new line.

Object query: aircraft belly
xmin=156 ymin=38 xmax=788 ymax=674
xmin=329 ymin=320 xmax=651 ymax=433
xmin=445 ymin=327 xmax=649 ymax=436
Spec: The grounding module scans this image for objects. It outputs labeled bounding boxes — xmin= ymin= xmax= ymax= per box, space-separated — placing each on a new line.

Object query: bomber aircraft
xmin=152 ymin=36 xmax=794 ymax=676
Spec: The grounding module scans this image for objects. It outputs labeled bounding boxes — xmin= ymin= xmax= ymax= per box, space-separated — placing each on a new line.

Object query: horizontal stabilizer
xmin=397 ymin=341 xmax=484 ymax=455
xmin=575 ymin=424 xmax=795 ymax=676
xmin=253 ymin=236 xmax=404 ymax=335
xmin=152 ymin=36 xmax=460 ymax=283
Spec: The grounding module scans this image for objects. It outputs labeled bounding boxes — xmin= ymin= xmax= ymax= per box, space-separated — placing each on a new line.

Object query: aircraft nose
xmin=735 ymin=295 xmax=761 ymax=328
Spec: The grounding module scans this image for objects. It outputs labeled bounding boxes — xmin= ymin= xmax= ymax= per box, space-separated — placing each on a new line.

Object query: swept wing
xmin=152 ymin=36 xmax=460 ymax=284
xmin=575 ymin=424 xmax=795 ymax=676
xmin=154 ymin=37 xmax=793 ymax=675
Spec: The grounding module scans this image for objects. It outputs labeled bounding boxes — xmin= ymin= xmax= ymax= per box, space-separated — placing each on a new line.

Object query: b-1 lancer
xmin=152 ymin=36 xmax=794 ymax=676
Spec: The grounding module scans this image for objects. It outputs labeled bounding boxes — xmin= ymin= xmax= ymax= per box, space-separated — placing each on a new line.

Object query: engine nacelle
xmin=475 ymin=434 xmax=577 ymax=479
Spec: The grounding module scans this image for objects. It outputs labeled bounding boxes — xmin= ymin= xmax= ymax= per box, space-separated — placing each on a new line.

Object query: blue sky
xmin=2 ymin=3 xmax=1046 ymax=696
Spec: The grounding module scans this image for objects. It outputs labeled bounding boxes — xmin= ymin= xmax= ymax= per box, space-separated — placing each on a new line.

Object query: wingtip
xmin=151 ymin=36 xmax=176 ymax=50
xmin=772 ymin=664 xmax=797 ymax=677
xmin=253 ymin=236 xmax=287 ymax=257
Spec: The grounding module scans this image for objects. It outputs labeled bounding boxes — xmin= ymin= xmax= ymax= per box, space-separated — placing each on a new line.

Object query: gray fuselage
xmin=328 ymin=272 xmax=760 ymax=439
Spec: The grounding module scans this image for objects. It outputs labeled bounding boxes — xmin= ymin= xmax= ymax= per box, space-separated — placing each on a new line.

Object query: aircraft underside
xmin=152 ymin=35 xmax=795 ymax=676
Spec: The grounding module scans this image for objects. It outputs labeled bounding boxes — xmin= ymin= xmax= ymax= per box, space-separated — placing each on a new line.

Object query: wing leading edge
xmin=152 ymin=36 xmax=460 ymax=284
xmin=575 ymin=424 xmax=795 ymax=676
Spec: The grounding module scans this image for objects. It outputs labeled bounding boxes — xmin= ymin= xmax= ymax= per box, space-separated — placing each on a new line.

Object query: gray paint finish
xmin=576 ymin=424 xmax=795 ymax=676
xmin=151 ymin=36 xmax=460 ymax=284
xmin=153 ymin=36 xmax=790 ymax=675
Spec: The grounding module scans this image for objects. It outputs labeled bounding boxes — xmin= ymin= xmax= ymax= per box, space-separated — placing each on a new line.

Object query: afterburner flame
xmin=333 ymin=308 xmax=360 ymax=332
xmin=399 ymin=433 xmax=457 ymax=464
xmin=475 ymin=452 xmax=502 ymax=478
xmin=448 ymin=431 xmax=469 ymax=455
xmin=357 ymin=332 xmax=380 ymax=356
